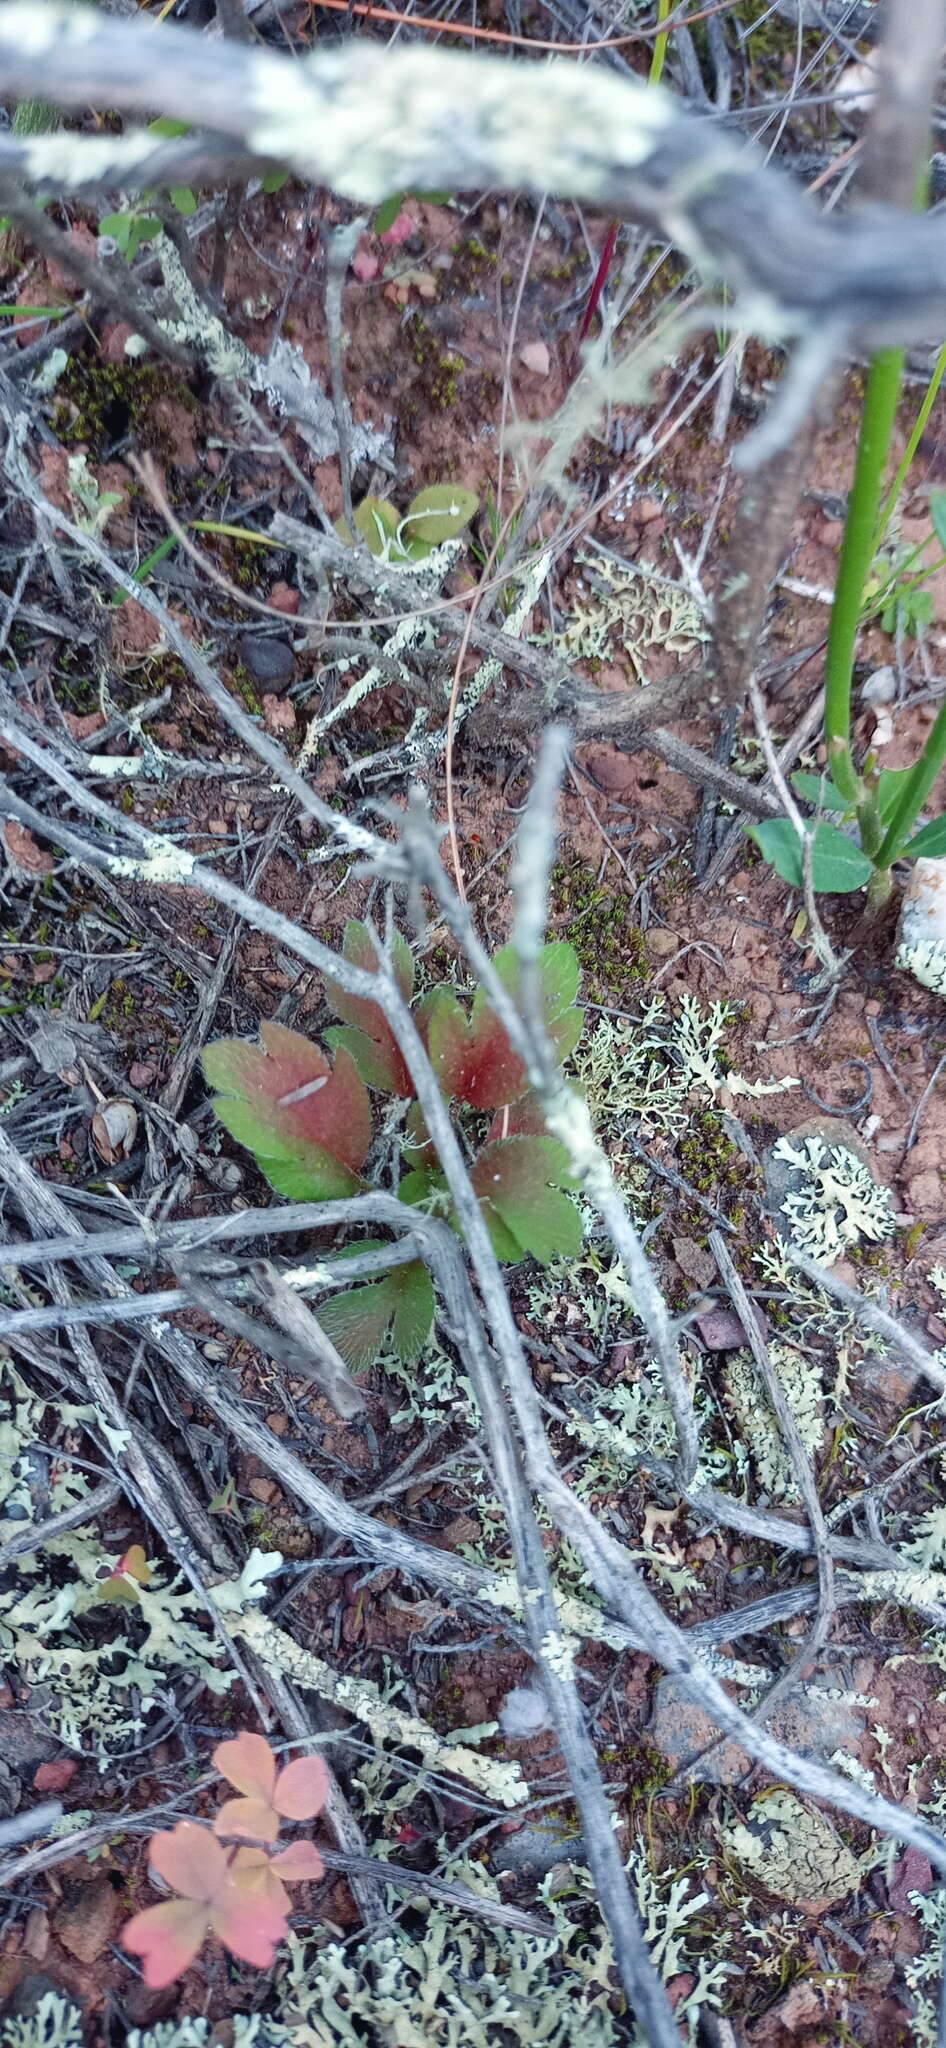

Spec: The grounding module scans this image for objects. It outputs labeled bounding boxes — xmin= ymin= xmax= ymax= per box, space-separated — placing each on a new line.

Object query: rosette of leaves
xmin=335 ymin=483 xmax=479 ymax=564
xmin=122 ymin=1732 xmax=327 ymax=1989
xmin=203 ymin=929 xmax=583 ymax=1372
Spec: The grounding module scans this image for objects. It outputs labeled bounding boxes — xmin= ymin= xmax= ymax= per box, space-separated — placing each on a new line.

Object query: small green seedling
xmin=374 ymin=189 xmax=451 ymax=236
xmin=750 ymin=396 xmax=946 ymax=910
xmin=336 ymin=484 xmax=479 ymax=565
xmin=203 ymin=928 xmax=584 ymax=1372
xmin=99 ymin=117 xmax=197 ymax=260
xmin=122 ymin=1730 xmax=327 ymax=1987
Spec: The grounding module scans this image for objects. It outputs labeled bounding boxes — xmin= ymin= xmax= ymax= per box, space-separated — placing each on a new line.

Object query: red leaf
xmin=213 ymin=1736 xmax=329 ymax=1842
xmin=270 ymin=1839 xmax=325 ymax=1881
xmin=273 ymin=1754 xmax=330 ymax=1822
xmin=322 ymin=921 xmax=414 ymax=1097
xmin=122 ymin=1821 xmax=288 ymax=1987
xmin=33 ymin=1759 xmax=78 ymax=1794
xmin=214 ymin=1731 xmax=278 ymax=1804
xmin=203 ymin=1023 xmax=371 ymax=1199
xmin=421 ymin=942 xmax=581 ymax=1111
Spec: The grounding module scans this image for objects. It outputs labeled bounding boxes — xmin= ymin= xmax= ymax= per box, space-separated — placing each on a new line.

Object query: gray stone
xmin=238 ymin=635 xmax=294 ymax=687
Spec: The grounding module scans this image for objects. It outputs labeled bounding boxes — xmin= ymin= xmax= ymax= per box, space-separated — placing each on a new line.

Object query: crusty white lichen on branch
xmin=1 ymin=0 xmax=946 ymax=360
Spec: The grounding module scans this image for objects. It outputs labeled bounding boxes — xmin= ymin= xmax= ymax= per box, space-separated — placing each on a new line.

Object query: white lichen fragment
xmin=772 ymin=1133 xmax=895 ymax=1264
xmin=720 ymin=1790 xmax=866 ymax=1906
xmin=896 ymin=937 xmax=946 ymax=998
xmin=236 ymin=1609 xmax=527 ymax=1807
xmin=723 ymin=1342 xmax=824 ymax=1503
xmin=897 ymin=856 xmax=946 ymax=998
xmin=540 ymin=1630 xmax=576 ymax=1683
xmin=554 ymin=547 xmax=706 ymax=685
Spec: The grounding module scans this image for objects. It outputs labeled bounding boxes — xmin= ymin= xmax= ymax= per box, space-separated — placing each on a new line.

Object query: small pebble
xmin=238 ymin=635 xmax=294 ymax=688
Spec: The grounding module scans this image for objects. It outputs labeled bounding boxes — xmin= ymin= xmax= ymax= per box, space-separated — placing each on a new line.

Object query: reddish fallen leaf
xmin=122 ymin=1821 xmax=287 ymax=1988
xmin=267 ymin=581 xmax=300 ymax=616
xmin=351 ymin=245 xmax=380 ymax=282
xmin=33 ymin=1759 xmax=78 ymax=1794
xmin=213 ymin=1731 xmax=329 ymax=1843
xmin=3 ymin=821 xmax=54 ymax=877
xmin=380 ymin=208 xmax=415 ymax=246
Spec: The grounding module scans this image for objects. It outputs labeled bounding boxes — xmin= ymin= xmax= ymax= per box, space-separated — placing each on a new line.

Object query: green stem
xmin=874 ymin=345 xmax=946 ymax=549
xmin=874 ymin=693 xmax=946 ymax=866
xmin=650 ymin=0 xmax=672 ymax=86
xmin=823 ymin=347 xmax=905 ymax=802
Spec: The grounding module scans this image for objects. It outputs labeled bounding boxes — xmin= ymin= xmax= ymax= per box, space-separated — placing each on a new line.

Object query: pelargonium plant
xmin=202 ymin=926 xmax=584 ymax=1371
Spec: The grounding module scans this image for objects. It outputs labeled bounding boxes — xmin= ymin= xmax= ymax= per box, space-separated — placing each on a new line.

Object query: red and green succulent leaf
xmin=321 ymin=920 xmax=414 ymax=1096
xmin=203 ymin=1022 xmax=370 ymax=1200
xmin=421 ymin=942 xmax=582 ymax=1111
xmin=316 ymin=1254 xmax=435 ymax=1372
xmin=471 ymin=1136 xmax=582 ymax=1265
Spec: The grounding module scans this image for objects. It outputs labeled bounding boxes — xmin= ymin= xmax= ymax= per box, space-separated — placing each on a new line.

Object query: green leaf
xmin=149 ymin=116 xmax=192 ymax=138
xmin=791 ymin=771 xmax=849 ymax=812
xmin=374 ymin=191 xmax=406 ymax=236
xmin=170 ymin=187 xmax=197 ymax=217
xmin=261 ymin=171 xmax=290 ymax=194
xmin=472 ymin=1136 xmax=582 ymax=1265
xmin=748 ymin=818 xmax=874 ymax=894
xmin=931 ymin=490 xmax=946 ymax=555
xmin=334 ymin=496 xmax=401 ymax=556
xmin=903 ymin=812 xmax=946 ymax=857
xmin=318 ymin=1260 xmax=434 ymax=1372
xmin=402 ymin=485 xmax=479 ymax=547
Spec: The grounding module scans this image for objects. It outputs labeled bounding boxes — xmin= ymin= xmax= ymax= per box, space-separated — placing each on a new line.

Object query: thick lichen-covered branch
xmin=1 ymin=2 xmax=946 ymax=353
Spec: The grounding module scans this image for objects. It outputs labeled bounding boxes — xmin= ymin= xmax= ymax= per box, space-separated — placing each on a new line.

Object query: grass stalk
xmin=823 ymin=346 xmax=904 ymax=801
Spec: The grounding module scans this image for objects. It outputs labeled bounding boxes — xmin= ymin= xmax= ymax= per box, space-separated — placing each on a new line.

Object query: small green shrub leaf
xmin=149 ymin=116 xmax=191 ymax=138
xmin=472 ymin=1136 xmax=582 ymax=1265
xmin=374 ymin=191 xmax=406 ymax=235
xmin=903 ymin=811 xmax=946 ymax=857
xmin=749 ymin=818 xmax=873 ymax=893
xmin=318 ymin=1261 xmax=435 ymax=1372
xmin=791 ymin=771 xmax=848 ymax=812
xmin=402 ymin=484 xmax=479 ymax=546
xmin=261 ymin=170 xmax=290 ymax=194
xmin=170 ymin=187 xmax=197 ymax=216
xmin=203 ymin=1022 xmax=370 ymax=1199
xmin=335 ymin=496 xmax=401 ymax=555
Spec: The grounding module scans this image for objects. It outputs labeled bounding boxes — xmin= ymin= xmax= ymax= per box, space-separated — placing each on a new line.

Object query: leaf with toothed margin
xmin=420 ymin=941 xmax=582 ymax=1110
xmin=322 ymin=920 xmax=415 ymax=1096
xmin=472 ymin=1136 xmax=582 ymax=1265
xmin=400 ymin=1137 xmax=581 ymax=1265
xmin=202 ymin=1021 xmax=370 ymax=1199
xmin=317 ymin=1245 xmax=435 ymax=1371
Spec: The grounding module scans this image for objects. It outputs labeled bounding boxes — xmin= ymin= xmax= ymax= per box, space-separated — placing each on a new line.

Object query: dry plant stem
xmin=0 ymin=1130 xmax=381 ymax=1916
xmin=5 ymin=765 xmax=946 ymax=1870
xmin=0 ymin=180 xmax=192 ymax=368
xmin=322 ymin=217 xmax=366 ymax=538
xmin=747 ymin=673 xmax=845 ymax=980
xmin=409 ymin=731 xmax=700 ymax=1488
xmin=790 ymin=1253 xmax=946 ymax=1398
xmin=703 ymin=1231 xmax=835 ymax=1769
xmin=708 ymin=410 xmax=828 ymax=710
